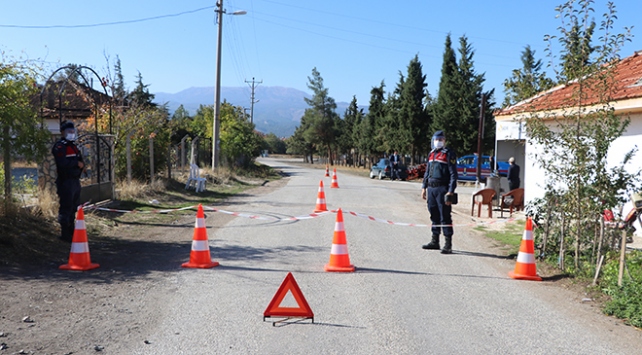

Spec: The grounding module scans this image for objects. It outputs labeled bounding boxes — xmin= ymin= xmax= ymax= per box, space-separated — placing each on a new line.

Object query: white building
xmin=494 ymin=50 xmax=642 ymax=212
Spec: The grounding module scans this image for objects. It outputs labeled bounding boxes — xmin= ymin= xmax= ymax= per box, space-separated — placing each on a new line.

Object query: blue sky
xmin=1 ymin=0 xmax=640 ymax=107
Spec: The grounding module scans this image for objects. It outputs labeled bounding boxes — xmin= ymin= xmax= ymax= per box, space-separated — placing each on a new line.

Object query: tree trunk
xmin=559 ymin=214 xmax=565 ymax=271
xmin=3 ymin=125 xmax=12 ymax=211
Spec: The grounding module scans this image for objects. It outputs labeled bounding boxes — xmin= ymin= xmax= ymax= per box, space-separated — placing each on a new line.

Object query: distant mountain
xmin=153 ymin=86 xmax=358 ymax=137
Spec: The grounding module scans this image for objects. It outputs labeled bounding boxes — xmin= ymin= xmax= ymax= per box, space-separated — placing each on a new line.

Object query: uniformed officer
xmin=52 ymin=121 xmax=85 ymax=242
xmin=421 ymin=130 xmax=458 ymax=254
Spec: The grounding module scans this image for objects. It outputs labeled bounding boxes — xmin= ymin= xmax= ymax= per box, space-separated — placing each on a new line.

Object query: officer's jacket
xmin=422 ymin=147 xmax=458 ymax=193
xmin=52 ymin=138 xmax=84 ymax=181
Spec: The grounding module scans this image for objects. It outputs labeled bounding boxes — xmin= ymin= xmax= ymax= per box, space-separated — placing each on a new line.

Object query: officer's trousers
xmin=56 ymin=179 xmax=81 ymax=241
xmin=427 ymin=185 xmax=453 ymax=237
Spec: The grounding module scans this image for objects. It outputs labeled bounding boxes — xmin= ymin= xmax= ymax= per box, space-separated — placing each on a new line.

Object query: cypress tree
xmin=359 ymin=82 xmax=386 ymax=166
xmin=401 ymin=55 xmax=428 ymax=164
xmin=381 ymin=73 xmax=408 ymax=154
xmin=431 ymin=34 xmax=461 ymax=150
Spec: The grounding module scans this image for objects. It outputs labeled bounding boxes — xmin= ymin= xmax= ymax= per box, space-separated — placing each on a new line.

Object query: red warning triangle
xmin=264 ymin=272 xmax=314 ymax=318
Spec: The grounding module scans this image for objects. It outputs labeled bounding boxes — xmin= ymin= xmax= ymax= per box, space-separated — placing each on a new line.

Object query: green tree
xmin=431 ymin=34 xmax=460 ymax=150
xmin=129 ymin=71 xmax=156 ymax=108
xmin=112 ymin=56 xmax=127 ymax=105
xmin=526 ymin=0 xmax=636 ymax=272
xmin=302 ymin=68 xmax=339 ymax=164
xmin=358 ymin=82 xmax=386 ymax=167
xmin=263 ymin=133 xmax=287 ymax=154
xmin=380 ymin=73 xmax=407 ymax=154
xmin=339 ymin=96 xmax=362 ymax=165
xmin=455 ymin=35 xmax=495 ymax=155
xmin=432 ymin=35 xmax=495 ymax=156
xmin=401 ymin=55 xmax=428 ymax=164
xmin=287 ymin=115 xmax=315 ymax=163
xmin=0 ymin=59 xmax=49 ymax=209
xmin=503 ymin=45 xmax=555 ymax=107
xmin=219 ymin=103 xmax=262 ymax=167
xmin=191 ymin=104 xmax=213 ymax=140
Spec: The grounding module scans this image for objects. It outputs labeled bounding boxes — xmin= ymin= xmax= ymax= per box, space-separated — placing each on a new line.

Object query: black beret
xmin=60 ymin=120 xmax=75 ymax=132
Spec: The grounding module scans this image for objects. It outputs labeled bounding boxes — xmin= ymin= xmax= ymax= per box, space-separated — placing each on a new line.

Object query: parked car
xmin=457 ymin=155 xmax=509 ymax=181
xmin=369 ymin=158 xmax=408 ymax=180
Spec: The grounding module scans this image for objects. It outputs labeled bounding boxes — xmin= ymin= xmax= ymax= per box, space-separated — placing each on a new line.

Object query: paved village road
xmin=124 ymin=158 xmax=642 ymax=354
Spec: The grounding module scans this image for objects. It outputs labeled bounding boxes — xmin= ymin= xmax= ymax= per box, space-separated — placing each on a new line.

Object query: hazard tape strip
xmin=86 ymin=204 xmax=197 ymax=214
xmin=341 ymin=210 xmax=518 ymax=228
xmin=202 ymin=206 xmax=334 ymax=221
xmin=84 ymin=203 xmax=520 ymax=228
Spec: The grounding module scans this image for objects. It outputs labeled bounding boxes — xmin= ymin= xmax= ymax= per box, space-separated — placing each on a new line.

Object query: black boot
xmin=422 ymin=235 xmax=440 ymax=250
xmin=441 ymin=236 xmax=453 ymax=254
xmin=65 ymin=221 xmax=76 ymax=242
xmin=58 ymin=224 xmax=72 ymax=243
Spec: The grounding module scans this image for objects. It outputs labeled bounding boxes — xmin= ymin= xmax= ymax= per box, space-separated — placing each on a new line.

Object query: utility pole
xmin=245 ymin=77 xmax=262 ymax=124
xmin=212 ymin=0 xmax=224 ymax=170
xmin=212 ymin=1 xmax=246 ymax=170
xmin=476 ymin=93 xmax=486 ymax=184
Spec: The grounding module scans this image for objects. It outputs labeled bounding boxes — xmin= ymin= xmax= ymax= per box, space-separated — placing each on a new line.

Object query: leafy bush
xmin=601 ymin=250 xmax=642 ymax=327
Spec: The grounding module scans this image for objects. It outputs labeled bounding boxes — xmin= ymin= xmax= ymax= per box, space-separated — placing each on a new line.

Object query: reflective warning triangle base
xmin=263 ymin=272 xmax=314 ymax=325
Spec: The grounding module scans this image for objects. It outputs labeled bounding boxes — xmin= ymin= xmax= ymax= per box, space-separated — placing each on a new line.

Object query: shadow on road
xmin=452 ymin=250 xmax=515 ymax=260
xmin=356 ymin=267 xmax=428 ymax=275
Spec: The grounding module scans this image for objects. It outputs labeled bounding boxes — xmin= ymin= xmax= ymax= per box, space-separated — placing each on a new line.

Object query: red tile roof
xmin=496 ymin=50 xmax=642 ymax=116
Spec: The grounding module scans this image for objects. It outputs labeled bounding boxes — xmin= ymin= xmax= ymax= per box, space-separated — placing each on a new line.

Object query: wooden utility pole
xmin=476 ymin=94 xmax=486 ymax=184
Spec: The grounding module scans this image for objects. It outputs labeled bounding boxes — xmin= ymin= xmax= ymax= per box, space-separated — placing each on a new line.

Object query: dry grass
xmin=116 ymin=179 xmax=169 ymax=201
xmin=35 ymin=187 xmax=59 ymax=219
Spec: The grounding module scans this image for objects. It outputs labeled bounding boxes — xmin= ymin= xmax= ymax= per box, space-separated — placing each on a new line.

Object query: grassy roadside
xmin=0 ymin=163 xmax=281 ymax=269
xmin=473 ymin=219 xmax=524 ymax=257
xmin=473 ymin=216 xmax=642 ymax=328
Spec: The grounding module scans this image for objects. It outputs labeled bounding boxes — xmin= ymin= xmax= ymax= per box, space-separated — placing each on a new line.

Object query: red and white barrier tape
xmin=84 ymin=203 xmax=520 ymax=228
xmin=86 ymin=204 xmax=196 ymax=214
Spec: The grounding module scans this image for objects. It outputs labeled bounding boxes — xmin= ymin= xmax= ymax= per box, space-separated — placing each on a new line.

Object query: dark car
xmin=369 ymin=158 xmax=408 ymax=180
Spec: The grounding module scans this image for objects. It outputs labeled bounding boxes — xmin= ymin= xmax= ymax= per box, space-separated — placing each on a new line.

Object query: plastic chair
xmin=472 ymin=188 xmax=496 ymax=218
xmin=185 ymin=164 xmax=206 ymax=192
xmin=501 ymin=188 xmax=525 ymax=218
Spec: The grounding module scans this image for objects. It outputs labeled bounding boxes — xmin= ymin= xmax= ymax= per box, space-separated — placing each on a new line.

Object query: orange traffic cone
xmin=314 ymin=180 xmax=328 ymax=213
xmin=324 ymin=208 xmax=355 ymax=272
xmin=182 ymin=204 xmax=219 ymax=269
xmin=330 ymin=168 xmax=339 ymax=188
xmin=509 ymin=217 xmax=542 ymax=281
xmin=325 ymin=165 xmax=330 ymax=177
xmin=60 ymin=207 xmax=99 ymax=271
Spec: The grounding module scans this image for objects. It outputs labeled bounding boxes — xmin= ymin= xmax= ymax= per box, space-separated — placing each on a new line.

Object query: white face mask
xmin=433 ymin=140 xmax=444 ymax=149
xmin=65 ymin=133 xmax=76 ymax=141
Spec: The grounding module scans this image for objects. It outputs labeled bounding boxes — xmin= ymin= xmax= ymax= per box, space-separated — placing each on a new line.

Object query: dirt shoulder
xmin=0 ymin=177 xmax=288 ymax=355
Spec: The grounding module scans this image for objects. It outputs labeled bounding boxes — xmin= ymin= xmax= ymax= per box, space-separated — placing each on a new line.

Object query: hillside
xmin=154 ymin=86 xmax=357 ymax=137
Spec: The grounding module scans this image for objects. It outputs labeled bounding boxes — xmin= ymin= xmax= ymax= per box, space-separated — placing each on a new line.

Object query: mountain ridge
xmin=153 ymin=86 xmax=359 ymax=137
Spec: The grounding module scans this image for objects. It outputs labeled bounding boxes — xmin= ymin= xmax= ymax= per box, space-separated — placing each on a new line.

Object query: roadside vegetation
xmin=0 ymin=162 xmax=279 ymax=269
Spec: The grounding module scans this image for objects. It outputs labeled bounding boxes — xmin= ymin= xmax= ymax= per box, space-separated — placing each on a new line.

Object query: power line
xmin=257 ymin=0 xmax=543 ymax=49
xmin=0 ymin=6 xmax=215 ymax=29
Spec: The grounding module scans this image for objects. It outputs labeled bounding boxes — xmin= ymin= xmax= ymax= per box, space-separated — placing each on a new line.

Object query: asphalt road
xmin=124 ymin=158 xmax=642 ymax=354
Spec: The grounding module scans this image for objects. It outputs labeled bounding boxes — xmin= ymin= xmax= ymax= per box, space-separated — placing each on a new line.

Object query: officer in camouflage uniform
xmin=421 ymin=130 xmax=458 ymax=254
xmin=51 ymin=121 xmax=85 ymax=242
